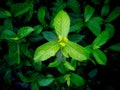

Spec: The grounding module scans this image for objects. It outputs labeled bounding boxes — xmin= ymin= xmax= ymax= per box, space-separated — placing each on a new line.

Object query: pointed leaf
xmin=92 ymin=24 xmax=114 ymax=47
xmin=108 ymin=43 xmax=120 ymax=52
xmin=86 ymin=19 xmax=101 ymax=36
xmin=53 ymin=10 xmax=70 ymax=37
xmin=101 ymin=4 xmax=110 ymax=17
xmin=64 ymin=61 xmax=75 ymax=71
xmin=42 ymin=31 xmax=58 ymax=41
xmin=33 ymin=25 xmax=43 ymax=35
xmin=11 ymin=3 xmax=30 ymax=17
xmin=34 ymin=41 xmax=60 ymax=62
xmin=38 ymin=77 xmax=54 ymax=86
xmin=105 ymin=7 xmax=120 ymax=22
xmin=92 ymin=49 xmax=107 ymax=65
xmin=18 ymin=26 xmax=34 ymax=38
xmin=71 ymin=73 xmax=84 ymax=86
xmin=48 ymin=60 xmax=59 ymax=67
xmin=84 ymin=5 xmax=95 ymax=22
xmin=31 ymin=82 xmax=39 ymax=90
xmin=63 ymin=41 xmax=89 ymax=61
xmin=67 ymin=0 xmax=80 ymax=13
xmin=8 ymin=42 xmax=20 ymax=65
xmin=0 ymin=8 xmax=11 ymax=18
xmin=38 ymin=6 xmax=46 ymax=25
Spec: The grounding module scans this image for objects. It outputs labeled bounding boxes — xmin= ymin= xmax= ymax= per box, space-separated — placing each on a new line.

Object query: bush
xmin=0 ymin=0 xmax=120 ymax=90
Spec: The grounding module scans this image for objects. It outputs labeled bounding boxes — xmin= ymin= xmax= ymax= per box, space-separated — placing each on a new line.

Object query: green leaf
xmin=25 ymin=6 xmax=33 ymax=22
xmin=0 ymin=8 xmax=11 ymax=18
xmin=29 ymin=35 xmax=43 ymax=42
xmin=33 ymin=25 xmax=43 ymax=35
xmin=70 ymin=19 xmax=83 ymax=33
xmin=67 ymin=0 xmax=80 ymax=13
xmin=18 ymin=73 xmax=32 ymax=83
xmin=92 ymin=49 xmax=107 ymax=65
xmin=57 ymin=63 xmax=69 ymax=74
xmin=84 ymin=5 xmax=95 ymax=22
xmin=56 ymin=76 xmax=66 ymax=83
xmin=68 ymin=34 xmax=84 ymax=43
xmin=88 ymin=68 xmax=98 ymax=78
xmin=53 ymin=10 xmax=70 ymax=37
xmin=63 ymin=41 xmax=89 ymax=61
xmin=3 ymin=19 xmax=13 ymax=30
xmin=90 ymin=17 xmax=103 ymax=25
xmin=4 ymin=69 xmax=12 ymax=85
xmin=8 ymin=42 xmax=20 ymax=64
xmin=64 ymin=61 xmax=75 ymax=71
xmin=0 ymin=30 xmax=16 ymax=40
xmin=31 ymin=82 xmax=39 ymax=90
xmin=86 ymin=19 xmax=101 ymax=36
xmin=34 ymin=61 xmax=42 ymax=71
xmin=18 ymin=26 xmax=34 ymax=38
xmin=92 ymin=24 xmax=114 ymax=47
xmin=42 ymin=31 xmax=58 ymax=41
xmin=105 ymin=7 xmax=120 ymax=22
xmin=107 ymin=43 xmax=120 ymax=52
xmin=11 ymin=3 xmax=30 ymax=17
xmin=71 ymin=73 xmax=84 ymax=86
xmin=101 ymin=4 xmax=110 ymax=17
xmin=38 ymin=6 xmax=46 ymax=25
xmin=34 ymin=41 xmax=60 ymax=62
xmin=38 ymin=77 xmax=54 ymax=86
xmin=48 ymin=60 xmax=59 ymax=67
xmin=64 ymin=74 xmax=71 ymax=86
xmin=105 ymin=23 xmax=114 ymax=38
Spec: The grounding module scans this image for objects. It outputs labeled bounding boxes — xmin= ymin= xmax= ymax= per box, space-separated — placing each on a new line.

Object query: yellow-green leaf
xmin=34 ymin=41 xmax=60 ymax=62
xmin=63 ymin=41 xmax=89 ymax=61
xmin=53 ymin=10 xmax=70 ymax=37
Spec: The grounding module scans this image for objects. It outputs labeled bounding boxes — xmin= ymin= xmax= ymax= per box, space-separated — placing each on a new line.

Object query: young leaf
xmin=92 ymin=24 xmax=114 ymax=47
xmin=86 ymin=19 xmax=101 ymax=36
xmin=38 ymin=77 xmax=54 ymax=86
xmin=34 ymin=41 xmax=60 ymax=62
xmin=64 ymin=61 xmax=75 ymax=71
xmin=18 ymin=26 xmax=34 ymax=38
xmin=70 ymin=73 xmax=84 ymax=86
xmin=42 ymin=31 xmax=58 ymax=41
xmin=101 ymin=4 xmax=110 ymax=17
xmin=63 ymin=41 xmax=89 ymax=61
xmin=105 ymin=7 xmax=120 ymax=22
xmin=53 ymin=10 xmax=70 ymax=37
xmin=11 ymin=3 xmax=30 ymax=17
xmin=92 ymin=49 xmax=107 ymax=65
xmin=84 ymin=5 xmax=95 ymax=22
xmin=38 ymin=6 xmax=46 ymax=25
xmin=0 ymin=8 xmax=11 ymax=18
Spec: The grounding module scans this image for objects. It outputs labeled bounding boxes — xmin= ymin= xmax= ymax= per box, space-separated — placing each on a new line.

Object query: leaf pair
xmin=88 ymin=23 xmax=114 ymax=65
xmin=34 ymin=10 xmax=89 ymax=63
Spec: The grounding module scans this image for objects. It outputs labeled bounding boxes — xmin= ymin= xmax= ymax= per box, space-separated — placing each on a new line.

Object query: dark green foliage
xmin=0 ymin=0 xmax=120 ymax=90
